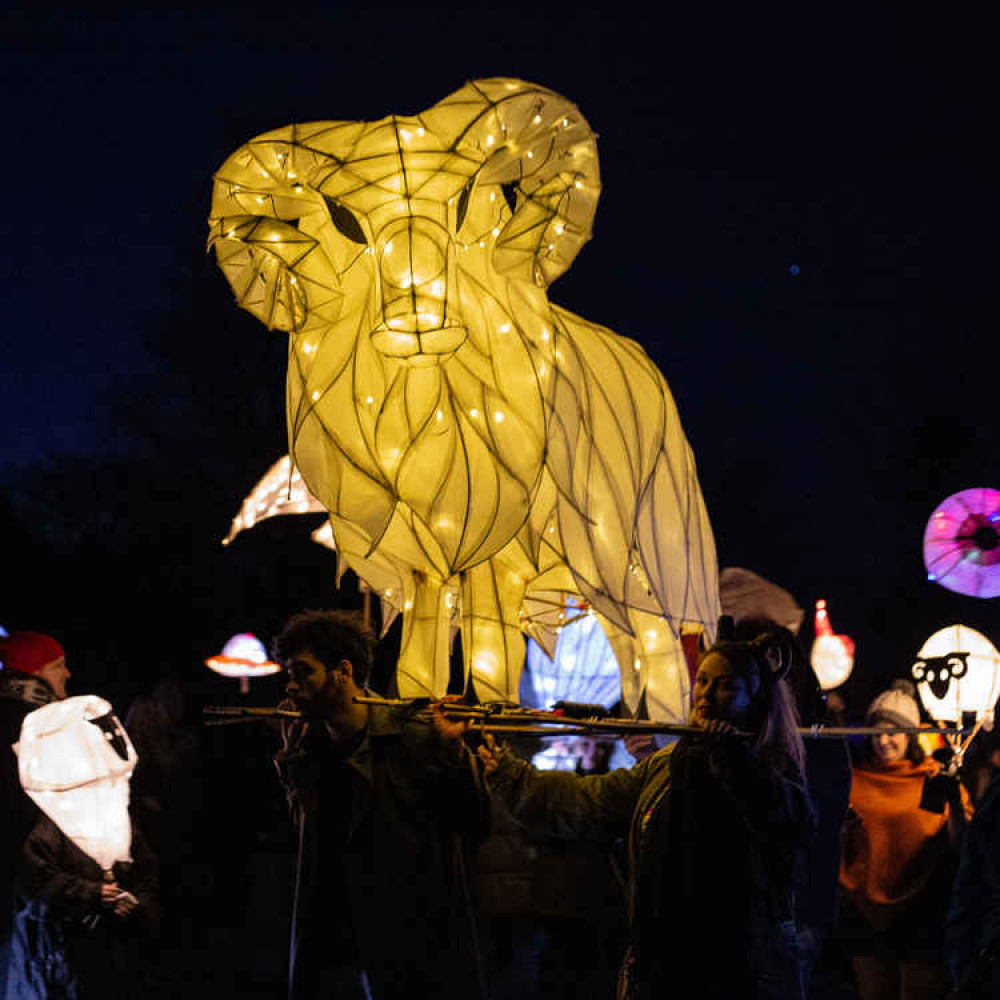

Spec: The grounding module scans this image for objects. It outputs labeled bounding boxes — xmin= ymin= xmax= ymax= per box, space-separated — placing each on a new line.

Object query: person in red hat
xmin=0 ymin=631 xmax=71 ymax=991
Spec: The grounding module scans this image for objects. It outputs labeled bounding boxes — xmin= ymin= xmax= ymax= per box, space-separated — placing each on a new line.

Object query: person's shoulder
xmin=633 ymin=741 xmax=676 ymax=777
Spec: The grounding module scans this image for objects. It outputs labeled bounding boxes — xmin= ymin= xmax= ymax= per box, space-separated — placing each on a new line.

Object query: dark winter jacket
xmin=489 ymin=732 xmax=813 ymax=1000
xmin=797 ymin=736 xmax=851 ymax=931
xmin=274 ymin=704 xmax=491 ymax=1000
xmin=946 ymin=768 xmax=1000 ymax=993
xmin=5 ymin=814 xmax=158 ymax=999
xmin=1 ymin=675 xmax=55 ymax=980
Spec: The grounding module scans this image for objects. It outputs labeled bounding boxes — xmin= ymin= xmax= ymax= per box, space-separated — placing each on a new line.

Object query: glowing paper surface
xmin=209 ymin=78 xmax=720 ymax=719
xmin=16 ymin=696 xmax=135 ymax=871
xmin=912 ymin=624 xmax=1000 ymax=726
xmin=923 ymin=488 xmax=1000 ymax=598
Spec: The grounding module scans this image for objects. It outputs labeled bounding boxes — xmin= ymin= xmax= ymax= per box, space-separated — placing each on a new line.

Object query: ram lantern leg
xmin=395 ymin=571 xmax=452 ymax=697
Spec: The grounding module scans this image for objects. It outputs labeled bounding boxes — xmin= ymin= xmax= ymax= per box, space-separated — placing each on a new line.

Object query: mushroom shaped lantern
xmin=15 ymin=695 xmax=136 ymax=873
xmin=206 ymin=632 xmax=281 ymax=694
xmin=809 ymin=599 xmax=855 ymax=691
xmin=911 ymin=624 xmax=1000 ymax=731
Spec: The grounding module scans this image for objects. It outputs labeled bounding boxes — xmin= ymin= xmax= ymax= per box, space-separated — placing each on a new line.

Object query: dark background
xmin=1 ymin=8 xmax=995 ymax=719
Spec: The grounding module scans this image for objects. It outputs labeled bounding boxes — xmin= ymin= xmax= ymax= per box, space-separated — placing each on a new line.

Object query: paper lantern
xmin=923 ymin=487 xmax=1000 ymax=598
xmin=206 ymin=632 xmax=281 ymax=693
xmin=15 ymin=695 xmax=136 ymax=871
xmin=222 ymin=454 xmax=326 ymax=545
xmin=208 ymin=77 xmax=720 ymax=720
xmin=719 ymin=566 xmax=804 ymax=634
xmin=912 ymin=624 xmax=1000 ymax=728
xmin=809 ymin=599 xmax=855 ymax=690
xmin=522 ymin=607 xmax=621 ymax=710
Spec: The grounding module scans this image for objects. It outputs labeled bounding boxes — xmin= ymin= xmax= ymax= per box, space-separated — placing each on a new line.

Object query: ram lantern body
xmin=15 ymin=695 xmax=136 ymax=872
xmin=912 ymin=624 xmax=1000 ymax=731
xmin=208 ymin=78 xmax=720 ymax=721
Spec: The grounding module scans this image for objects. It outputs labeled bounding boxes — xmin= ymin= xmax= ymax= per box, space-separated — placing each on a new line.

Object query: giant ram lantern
xmin=208 ymin=78 xmax=720 ymax=721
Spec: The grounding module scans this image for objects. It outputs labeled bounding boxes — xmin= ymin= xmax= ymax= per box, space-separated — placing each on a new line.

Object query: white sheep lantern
xmin=15 ymin=696 xmax=136 ymax=873
xmin=208 ymin=78 xmax=720 ymax=721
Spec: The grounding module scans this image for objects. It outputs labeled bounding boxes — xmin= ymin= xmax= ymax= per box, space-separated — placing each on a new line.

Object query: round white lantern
xmin=912 ymin=624 xmax=1000 ymax=729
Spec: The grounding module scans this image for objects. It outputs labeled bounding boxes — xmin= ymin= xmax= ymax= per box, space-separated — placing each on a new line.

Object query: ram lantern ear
xmin=423 ymin=77 xmax=601 ymax=287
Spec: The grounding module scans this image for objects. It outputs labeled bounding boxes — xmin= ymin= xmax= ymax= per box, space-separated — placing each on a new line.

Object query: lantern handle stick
xmin=949 ymin=716 xmax=985 ymax=773
xmin=202 ymin=700 xmax=976 ymax=740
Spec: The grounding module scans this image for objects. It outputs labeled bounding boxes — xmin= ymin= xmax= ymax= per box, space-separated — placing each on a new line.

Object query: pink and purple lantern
xmin=923 ymin=488 xmax=1000 ymax=598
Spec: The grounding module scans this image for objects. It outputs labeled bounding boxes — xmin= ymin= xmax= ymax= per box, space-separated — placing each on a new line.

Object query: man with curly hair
xmin=272 ymin=609 xmax=490 ymax=1000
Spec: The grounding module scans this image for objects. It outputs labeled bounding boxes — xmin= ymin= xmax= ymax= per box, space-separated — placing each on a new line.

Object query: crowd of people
xmin=1 ymin=614 xmax=998 ymax=999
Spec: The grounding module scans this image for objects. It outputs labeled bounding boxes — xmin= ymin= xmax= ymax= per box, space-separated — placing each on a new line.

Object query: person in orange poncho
xmin=839 ymin=680 xmax=972 ymax=1000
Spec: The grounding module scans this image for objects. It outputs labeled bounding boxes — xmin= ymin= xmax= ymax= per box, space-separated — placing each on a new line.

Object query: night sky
xmin=1 ymin=10 xmax=995 ymax=714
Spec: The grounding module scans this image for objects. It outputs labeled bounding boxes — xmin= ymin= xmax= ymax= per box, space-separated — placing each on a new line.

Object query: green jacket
xmin=490 ymin=734 xmax=813 ymax=999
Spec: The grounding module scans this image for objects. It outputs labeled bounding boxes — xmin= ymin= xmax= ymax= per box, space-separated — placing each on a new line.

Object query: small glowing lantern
xmin=912 ymin=624 xmax=1000 ymax=730
xmin=15 ymin=695 xmax=136 ymax=873
xmin=810 ymin=599 xmax=855 ymax=690
xmin=222 ymin=454 xmax=326 ymax=545
xmin=923 ymin=487 xmax=1000 ymax=598
xmin=206 ymin=632 xmax=281 ymax=694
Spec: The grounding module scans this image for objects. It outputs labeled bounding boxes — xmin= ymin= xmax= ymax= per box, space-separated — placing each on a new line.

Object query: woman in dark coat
xmin=479 ymin=626 xmax=814 ymax=1000
xmin=7 ymin=814 xmax=158 ymax=999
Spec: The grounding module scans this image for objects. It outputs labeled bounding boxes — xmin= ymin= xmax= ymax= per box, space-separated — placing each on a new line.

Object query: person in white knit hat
xmin=839 ymin=679 xmax=972 ymax=1000
xmin=865 ymin=679 xmax=923 ymax=768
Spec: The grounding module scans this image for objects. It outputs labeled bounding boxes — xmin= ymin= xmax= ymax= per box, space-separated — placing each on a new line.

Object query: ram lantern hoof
xmin=208 ymin=78 xmax=720 ymax=721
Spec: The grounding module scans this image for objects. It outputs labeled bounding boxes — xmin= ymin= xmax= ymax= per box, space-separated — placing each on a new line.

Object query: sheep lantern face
xmin=209 ymin=79 xmax=720 ymax=715
xmin=912 ymin=625 xmax=1000 ymax=729
xmin=16 ymin=695 xmax=136 ymax=871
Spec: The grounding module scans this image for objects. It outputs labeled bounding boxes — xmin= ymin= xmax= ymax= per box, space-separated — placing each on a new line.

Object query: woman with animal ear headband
xmin=477 ymin=621 xmax=814 ymax=1000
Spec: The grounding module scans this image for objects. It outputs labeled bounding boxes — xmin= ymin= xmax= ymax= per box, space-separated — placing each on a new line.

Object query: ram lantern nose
xmin=370 ymin=220 xmax=467 ymax=360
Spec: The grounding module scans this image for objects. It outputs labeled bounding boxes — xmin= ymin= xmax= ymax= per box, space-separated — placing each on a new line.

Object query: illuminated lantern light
xmin=916 ymin=728 xmax=949 ymax=759
xmin=15 ymin=695 xmax=136 ymax=872
xmin=911 ymin=624 xmax=1000 ymax=730
xmin=810 ymin=599 xmax=855 ymax=690
xmin=222 ymin=454 xmax=326 ymax=545
xmin=923 ymin=487 xmax=1000 ymax=598
xmin=209 ymin=78 xmax=720 ymax=720
xmin=522 ymin=602 xmax=620 ymax=710
xmin=206 ymin=632 xmax=281 ymax=694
